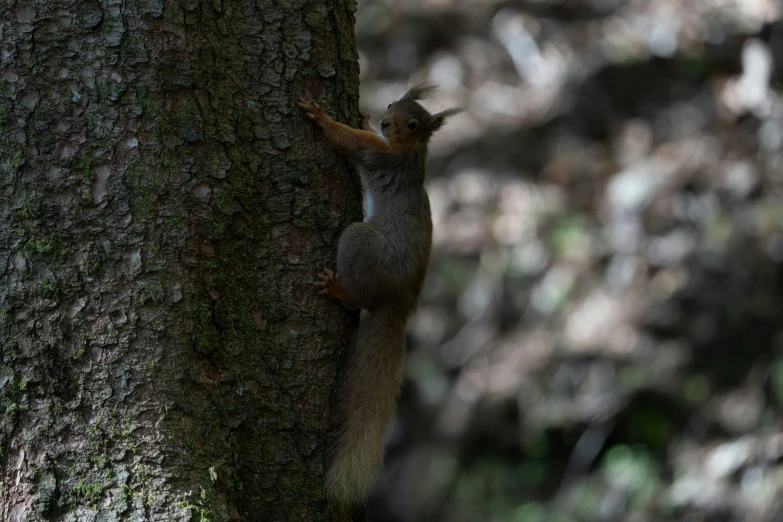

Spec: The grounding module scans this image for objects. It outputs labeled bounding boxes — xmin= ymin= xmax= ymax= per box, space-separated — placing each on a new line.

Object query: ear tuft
xmin=426 ymin=107 xmax=464 ymax=132
xmin=400 ymin=83 xmax=439 ymax=102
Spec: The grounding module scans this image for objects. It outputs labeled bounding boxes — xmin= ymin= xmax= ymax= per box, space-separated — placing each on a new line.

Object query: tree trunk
xmin=0 ymin=0 xmax=361 ymax=520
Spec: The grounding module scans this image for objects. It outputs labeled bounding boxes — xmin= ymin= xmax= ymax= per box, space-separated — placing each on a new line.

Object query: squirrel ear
xmin=400 ymin=82 xmax=439 ymax=102
xmin=426 ymin=107 xmax=464 ymax=132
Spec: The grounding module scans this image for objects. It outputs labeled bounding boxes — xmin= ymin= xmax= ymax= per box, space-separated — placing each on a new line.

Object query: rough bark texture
xmin=0 ymin=0 xmax=361 ymax=520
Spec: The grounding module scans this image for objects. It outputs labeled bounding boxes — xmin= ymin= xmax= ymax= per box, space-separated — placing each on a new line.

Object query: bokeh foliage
xmin=357 ymin=1 xmax=783 ymax=521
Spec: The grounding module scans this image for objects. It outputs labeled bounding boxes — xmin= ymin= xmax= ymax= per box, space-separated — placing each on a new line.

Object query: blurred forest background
xmin=353 ymin=0 xmax=783 ymax=521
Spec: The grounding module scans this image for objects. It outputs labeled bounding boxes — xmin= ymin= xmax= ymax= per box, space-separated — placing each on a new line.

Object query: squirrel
xmin=299 ymin=84 xmax=461 ymax=504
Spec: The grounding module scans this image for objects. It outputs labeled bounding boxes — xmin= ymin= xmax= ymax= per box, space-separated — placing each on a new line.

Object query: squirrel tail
xmin=326 ymin=305 xmax=408 ymax=504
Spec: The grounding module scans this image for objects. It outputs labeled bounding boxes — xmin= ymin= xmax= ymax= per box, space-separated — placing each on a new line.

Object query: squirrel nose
xmin=380 ymin=119 xmax=390 ymax=129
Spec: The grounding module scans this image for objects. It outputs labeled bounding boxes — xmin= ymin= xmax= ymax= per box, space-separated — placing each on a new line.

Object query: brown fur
xmin=299 ymin=85 xmax=460 ymax=504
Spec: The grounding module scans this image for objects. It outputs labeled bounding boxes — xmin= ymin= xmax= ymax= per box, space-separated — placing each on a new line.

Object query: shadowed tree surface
xmin=0 ymin=0 xmax=362 ymax=520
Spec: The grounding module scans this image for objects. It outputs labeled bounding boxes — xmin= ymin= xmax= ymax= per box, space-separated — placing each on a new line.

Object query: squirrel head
xmin=378 ymin=83 xmax=462 ymax=148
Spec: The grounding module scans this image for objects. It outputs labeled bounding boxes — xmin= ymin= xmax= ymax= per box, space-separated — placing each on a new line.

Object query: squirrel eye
xmin=406 ymin=119 xmax=419 ymax=131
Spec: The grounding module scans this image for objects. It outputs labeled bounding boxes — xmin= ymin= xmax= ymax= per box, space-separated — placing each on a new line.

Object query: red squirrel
xmin=299 ymin=84 xmax=461 ymax=504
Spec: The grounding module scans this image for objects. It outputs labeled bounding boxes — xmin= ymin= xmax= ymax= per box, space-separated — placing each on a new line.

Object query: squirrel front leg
xmin=299 ymin=99 xmax=388 ymax=164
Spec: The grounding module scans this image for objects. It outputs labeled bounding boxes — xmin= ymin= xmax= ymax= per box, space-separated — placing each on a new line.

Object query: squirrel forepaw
xmin=358 ymin=112 xmax=375 ymax=132
xmin=298 ymin=98 xmax=325 ymax=122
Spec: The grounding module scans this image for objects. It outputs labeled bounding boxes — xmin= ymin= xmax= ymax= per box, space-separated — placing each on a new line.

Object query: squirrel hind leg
xmin=336 ymin=223 xmax=394 ymax=309
xmin=314 ymin=268 xmax=359 ymax=310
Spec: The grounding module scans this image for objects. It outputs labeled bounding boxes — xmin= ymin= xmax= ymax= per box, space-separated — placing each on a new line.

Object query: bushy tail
xmin=326 ymin=306 xmax=408 ymax=504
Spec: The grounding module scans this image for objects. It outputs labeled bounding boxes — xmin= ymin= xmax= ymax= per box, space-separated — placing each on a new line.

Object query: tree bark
xmin=0 ymin=0 xmax=361 ymax=520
